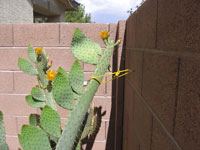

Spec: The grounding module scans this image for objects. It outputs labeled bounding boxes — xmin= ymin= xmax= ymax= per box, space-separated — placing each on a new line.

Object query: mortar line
xmin=172 ymin=57 xmax=181 ymax=136
xmin=12 ymin=72 xmax=15 ymax=93
xmin=126 ymin=78 xmax=182 ymax=150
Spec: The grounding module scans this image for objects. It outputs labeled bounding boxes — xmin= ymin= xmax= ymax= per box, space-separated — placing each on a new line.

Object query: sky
xmin=76 ymin=0 xmax=142 ymax=23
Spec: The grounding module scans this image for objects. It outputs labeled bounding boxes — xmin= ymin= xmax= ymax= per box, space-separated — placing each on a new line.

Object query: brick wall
xmin=0 ymin=23 xmax=119 ymax=150
xmin=123 ymin=0 xmax=200 ymax=150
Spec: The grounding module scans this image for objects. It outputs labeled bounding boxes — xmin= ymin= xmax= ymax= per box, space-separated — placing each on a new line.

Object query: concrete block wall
xmin=0 ymin=23 xmax=118 ymax=150
xmin=123 ymin=0 xmax=200 ymax=150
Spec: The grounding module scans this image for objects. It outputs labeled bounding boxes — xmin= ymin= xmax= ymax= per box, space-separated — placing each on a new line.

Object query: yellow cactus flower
xmin=100 ymin=31 xmax=109 ymax=39
xmin=46 ymin=70 xmax=57 ymax=81
xmin=35 ymin=47 xmax=43 ymax=54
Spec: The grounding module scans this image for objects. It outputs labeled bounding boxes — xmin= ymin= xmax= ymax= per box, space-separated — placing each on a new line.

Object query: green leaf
xmin=69 ymin=60 xmax=84 ymax=95
xmin=18 ymin=125 xmax=51 ymax=150
xmin=0 ymin=111 xmax=9 ymax=150
xmin=40 ymin=106 xmax=61 ymax=138
xmin=28 ymin=45 xmax=37 ymax=63
xmin=31 ymin=87 xmax=45 ymax=101
xmin=26 ymin=95 xmax=45 ymax=108
xmin=53 ymin=69 xmax=74 ymax=110
xmin=18 ymin=58 xmax=38 ymax=75
xmin=71 ymin=28 xmax=102 ymax=64
xmin=29 ymin=114 xmax=38 ymax=126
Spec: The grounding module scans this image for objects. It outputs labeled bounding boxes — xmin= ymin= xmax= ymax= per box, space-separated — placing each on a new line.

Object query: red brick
xmin=0 ymin=72 xmax=14 ymax=93
xmin=135 ymin=0 xmax=157 ymax=48
xmin=16 ymin=116 xmax=29 ymax=134
xmin=105 ymin=74 xmax=112 ymax=96
xmin=142 ymin=53 xmax=179 ymax=133
xmin=83 ymin=63 xmax=96 ymax=72
xmin=57 ymin=104 xmax=70 ymax=118
xmin=4 ymin=115 xmax=17 ymax=136
xmin=61 ymin=118 xmax=67 ymax=129
xmin=117 ymin=20 xmax=126 ymax=44
xmin=14 ymin=72 xmax=38 ymax=94
xmin=125 ymin=50 xmax=143 ymax=93
xmin=93 ymin=121 xmax=105 ymax=141
xmin=0 ymin=95 xmax=37 ymax=116
xmin=60 ymin=23 xmax=108 ymax=47
xmin=174 ymin=58 xmax=200 ymax=150
xmin=109 ymin=23 xmax=117 ymax=41
xmin=13 ymin=24 xmax=59 ymax=46
xmin=157 ymin=0 xmax=200 ymax=52
xmin=6 ymin=136 xmax=21 ymax=150
xmin=84 ymin=72 xmax=105 ymax=96
xmin=93 ymin=97 xmax=111 ymax=119
xmin=0 ymin=47 xmax=27 ymax=71
xmin=45 ymin=47 xmax=78 ymax=71
xmin=0 ymin=24 xmax=13 ymax=46
xmin=92 ymin=142 xmax=106 ymax=150
xmin=151 ymin=119 xmax=180 ymax=150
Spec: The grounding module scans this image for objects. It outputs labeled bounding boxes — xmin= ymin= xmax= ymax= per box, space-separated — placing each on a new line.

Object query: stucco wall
xmin=0 ymin=0 xmax=33 ymax=23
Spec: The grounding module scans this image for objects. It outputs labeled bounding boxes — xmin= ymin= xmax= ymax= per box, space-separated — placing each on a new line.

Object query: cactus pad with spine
xmin=71 ymin=28 xmax=102 ymax=65
xmin=53 ymin=68 xmax=74 ymax=110
xmin=28 ymin=45 xmax=37 ymax=63
xmin=31 ymin=87 xmax=45 ymax=101
xmin=26 ymin=95 xmax=45 ymax=108
xmin=18 ymin=125 xmax=51 ymax=150
xmin=69 ymin=60 xmax=84 ymax=95
xmin=0 ymin=111 xmax=9 ymax=150
xmin=40 ymin=106 xmax=61 ymax=138
xmin=29 ymin=114 xmax=38 ymax=126
xmin=18 ymin=58 xmax=38 ymax=75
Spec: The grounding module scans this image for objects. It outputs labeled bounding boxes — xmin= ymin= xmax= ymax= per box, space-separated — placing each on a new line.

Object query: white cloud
xmin=76 ymin=0 xmax=142 ymax=23
xmin=78 ymin=0 xmax=141 ymax=13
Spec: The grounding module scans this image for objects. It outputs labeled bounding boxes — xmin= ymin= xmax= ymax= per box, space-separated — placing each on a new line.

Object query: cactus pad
xmin=71 ymin=28 xmax=102 ymax=65
xmin=18 ymin=125 xmax=51 ymax=150
xmin=40 ymin=106 xmax=61 ymax=138
xmin=0 ymin=111 xmax=9 ymax=150
xmin=29 ymin=114 xmax=38 ymax=126
xmin=18 ymin=58 xmax=38 ymax=75
xmin=28 ymin=45 xmax=37 ymax=63
xmin=26 ymin=95 xmax=45 ymax=108
xmin=53 ymin=68 xmax=74 ymax=110
xmin=31 ymin=87 xmax=45 ymax=101
xmin=81 ymin=107 xmax=94 ymax=139
xmin=69 ymin=60 xmax=84 ymax=95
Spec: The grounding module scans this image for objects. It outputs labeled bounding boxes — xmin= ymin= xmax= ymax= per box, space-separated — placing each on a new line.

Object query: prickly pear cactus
xmin=17 ymin=28 xmax=120 ymax=150
xmin=55 ymin=29 xmax=120 ymax=150
xmin=0 ymin=111 xmax=9 ymax=150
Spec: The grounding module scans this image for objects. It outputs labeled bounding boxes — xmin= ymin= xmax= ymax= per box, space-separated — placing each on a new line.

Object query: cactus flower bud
xmin=35 ymin=47 xmax=43 ymax=54
xmin=99 ymin=31 xmax=109 ymax=39
xmin=48 ymin=61 xmax=53 ymax=67
xmin=46 ymin=70 xmax=57 ymax=81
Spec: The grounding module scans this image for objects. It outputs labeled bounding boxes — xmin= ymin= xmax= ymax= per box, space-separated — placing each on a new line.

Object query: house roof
xmin=58 ymin=0 xmax=80 ymax=11
xmin=33 ymin=0 xmax=80 ymax=17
